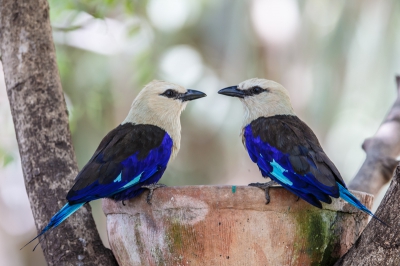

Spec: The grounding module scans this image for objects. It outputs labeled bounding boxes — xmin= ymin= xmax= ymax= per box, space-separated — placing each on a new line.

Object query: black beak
xmin=179 ymin=89 xmax=207 ymax=102
xmin=218 ymin=86 xmax=245 ymax=98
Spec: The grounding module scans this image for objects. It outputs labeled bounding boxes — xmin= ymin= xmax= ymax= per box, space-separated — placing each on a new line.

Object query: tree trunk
xmin=0 ymin=0 xmax=117 ymax=265
xmin=335 ymin=166 xmax=400 ymax=265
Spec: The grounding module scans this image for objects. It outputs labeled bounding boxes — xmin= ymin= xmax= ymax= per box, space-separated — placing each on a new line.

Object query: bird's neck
xmin=122 ymin=105 xmax=182 ymax=160
xmin=241 ymin=99 xmax=295 ymax=128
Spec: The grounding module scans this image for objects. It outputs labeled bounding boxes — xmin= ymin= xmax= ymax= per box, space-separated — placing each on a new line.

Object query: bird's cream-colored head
xmin=218 ymin=78 xmax=295 ymax=127
xmin=122 ymin=80 xmax=206 ymax=159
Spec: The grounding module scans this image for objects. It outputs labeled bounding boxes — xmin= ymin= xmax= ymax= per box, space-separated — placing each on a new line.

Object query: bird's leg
xmin=142 ymin=183 xmax=167 ymax=205
xmin=248 ymin=181 xmax=279 ymax=204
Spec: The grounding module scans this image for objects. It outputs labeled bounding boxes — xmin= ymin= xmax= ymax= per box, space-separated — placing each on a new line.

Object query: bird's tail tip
xmin=337 ymin=182 xmax=388 ymax=226
xmin=370 ymin=214 xmax=389 ymax=227
xmin=21 ymin=202 xmax=84 ymax=251
xmin=20 ymin=226 xmax=50 ymax=251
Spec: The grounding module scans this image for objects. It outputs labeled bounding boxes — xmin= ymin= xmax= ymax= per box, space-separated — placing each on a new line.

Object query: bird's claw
xmin=142 ymin=183 xmax=167 ymax=205
xmin=248 ymin=181 xmax=279 ymax=204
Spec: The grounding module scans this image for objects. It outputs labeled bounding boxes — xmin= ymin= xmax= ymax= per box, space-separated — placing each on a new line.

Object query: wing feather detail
xmin=244 ymin=115 xmax=345 ymax=205
xmin=66 ymin=123 xmax=172 ymax=203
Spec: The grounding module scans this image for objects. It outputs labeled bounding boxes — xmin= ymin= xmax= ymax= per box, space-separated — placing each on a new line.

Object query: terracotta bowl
xmin=102 ymin=185 xmax=373 ymax=266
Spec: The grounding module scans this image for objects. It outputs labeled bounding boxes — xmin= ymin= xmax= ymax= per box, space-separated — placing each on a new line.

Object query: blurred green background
xmin=1 ymin=0 xmax=400 ymax=265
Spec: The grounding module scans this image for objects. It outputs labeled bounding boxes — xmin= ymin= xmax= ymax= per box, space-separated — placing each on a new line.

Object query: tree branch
xmin=0 ymin=0 xmax=117 ymax=265
xmin=348 ymin=76 xmax=400 ymax=196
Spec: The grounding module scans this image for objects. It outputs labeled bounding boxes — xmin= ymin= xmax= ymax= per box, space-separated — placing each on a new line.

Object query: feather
xmin=244 ymin=115 xmax=383 ymax=223
xmin=246 ymin=115 xmax=342 ymax=196
xmin=21 ymin=202 xmax=84 ymax=250
xmin=23 ymin=80 xmax=207 ymax=249
xmin=67 ymin=124 xmax=172 ymax=203
xmin=220 ymin=78 xmax=383 ymax=224
xmin=338 ymin=183 xmax=386 ymax=225
xmin=25 ymin=124 xmax=173 ymax=247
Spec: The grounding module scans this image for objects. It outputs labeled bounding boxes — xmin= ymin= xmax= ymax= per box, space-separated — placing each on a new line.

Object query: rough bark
xmin=335 ymin=166 xmax=400 ymax=265
xmin=348 ymin=76 xmax=400 ymax=196
xmin=0 ymin=0 xmax=117 ymax=265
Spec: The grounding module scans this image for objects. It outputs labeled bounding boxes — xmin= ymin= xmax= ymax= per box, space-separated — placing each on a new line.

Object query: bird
xmin=24 ymin=80 xmax=207 ymax=249
xmin=218 ymin=78 xmax=383 ymax=223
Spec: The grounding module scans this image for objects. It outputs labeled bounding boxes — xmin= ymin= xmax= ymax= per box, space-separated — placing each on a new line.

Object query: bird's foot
xmin=248 ymin=181 xmax=279 ymax=204
xmin=142 ymin=183 xmax=167 ymax=205
xmin=122 ymin=200 xmax=126 ymax=206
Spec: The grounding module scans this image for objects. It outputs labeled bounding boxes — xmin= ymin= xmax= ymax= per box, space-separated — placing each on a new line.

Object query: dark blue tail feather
xmin=21 ymin=202 xmax=84 ymax=250
xmin=337 ymin=183 xmax=387 ymax=226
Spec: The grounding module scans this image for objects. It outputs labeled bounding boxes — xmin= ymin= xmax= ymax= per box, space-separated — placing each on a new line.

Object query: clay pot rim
xmin=102 ymin=185 xmax=374 ymax=216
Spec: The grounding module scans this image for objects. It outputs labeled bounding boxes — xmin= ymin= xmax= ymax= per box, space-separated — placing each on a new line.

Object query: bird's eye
xmin=161 ymin=89 xmax=177 ymax=98
xmin=251 ymin=86 xmax=263 ymax=94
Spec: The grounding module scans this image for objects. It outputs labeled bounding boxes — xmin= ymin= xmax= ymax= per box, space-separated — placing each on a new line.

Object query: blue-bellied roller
xmin=218 ymin=78 xmax=384 ymax=224
xmin=24 ymin=80 xmax=206 ymax=249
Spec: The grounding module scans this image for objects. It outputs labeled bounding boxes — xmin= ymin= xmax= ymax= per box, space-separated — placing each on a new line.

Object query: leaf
xmin=0 ymin=148 xmax=13 ymax=167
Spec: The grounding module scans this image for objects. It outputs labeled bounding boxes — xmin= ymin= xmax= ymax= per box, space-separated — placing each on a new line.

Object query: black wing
xmin=66 ymin=123 xmax=171 ymax=203
xmin=246 ymin=115 xmax=345 ymax=197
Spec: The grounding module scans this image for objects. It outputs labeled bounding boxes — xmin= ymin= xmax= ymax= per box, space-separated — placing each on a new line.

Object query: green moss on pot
xmin=294 ymin=209 xmax=340 ymax=266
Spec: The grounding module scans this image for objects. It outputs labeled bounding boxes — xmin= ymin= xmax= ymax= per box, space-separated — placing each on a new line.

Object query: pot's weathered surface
xmin=102 ymin=185 xmax=373 ymax=266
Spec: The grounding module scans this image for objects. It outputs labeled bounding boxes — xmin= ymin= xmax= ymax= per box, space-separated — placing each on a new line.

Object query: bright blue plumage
xmin=66 ymin=133 xmax=172 ymax=203
xmin=243 ymin=120 xmax=382 ymax=223
xmin=217 ymin=79 xmax=383 ymax=224
xmin=337 ymin=183 xmax=371 ymax=215
xmin=24 ymin=82 xmax=207 ymax=250
xmin=244 ymin=125 xmax=336 ymax=207
xmin=25 ymin=124 xmax=174 ymax=249
xmin=24 ymin=202 xmax=85 ymax=248
xmin=50 ymin=203 xmax=85 ymax=228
